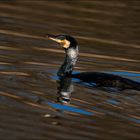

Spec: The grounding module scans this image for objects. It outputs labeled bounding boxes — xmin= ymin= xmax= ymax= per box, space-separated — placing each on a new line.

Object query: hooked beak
xmin=46 ymin=34 xmax=70 ymax=49
xmin=46 ymin=34 xmax=62 ymax=43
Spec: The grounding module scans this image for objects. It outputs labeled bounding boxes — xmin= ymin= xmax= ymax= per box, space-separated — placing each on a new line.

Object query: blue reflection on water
xmin=106 ymin=71 xmax=140 ymax=78
xmin=105 ymin=71 xmax=140 ymax=82
xmin=50 ymin=71 xmax=97 ymax=87
xmin=51 ymin=75 xmax=59 ymax=80
xmin=0 ymin=65 xmax=9 ymax=70
xmin=49 ymin=70 xmax=140 ymax=123
xmin=48 ymin=102 xmax=94 ymax=116
xmin=106 ymin=99 xmax=120 ymax=105
xmin=92 ymin=107 xmax=140 ymax=124
xmin=134 ymin=78 xmax=140 ymax=82
xmin=72 ymin=77 xmax=97 ymax=87
xmin=0 ymin=65 xmax=16 ymax=70
xmin=127 ymin=117 xmax=140 ymax=124
xmin=50 ymin=70 xmax=140 ymax=82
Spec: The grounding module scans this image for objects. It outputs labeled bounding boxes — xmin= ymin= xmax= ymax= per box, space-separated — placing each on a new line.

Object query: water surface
xmin=0 ymin=1 xmax=140 ymax=139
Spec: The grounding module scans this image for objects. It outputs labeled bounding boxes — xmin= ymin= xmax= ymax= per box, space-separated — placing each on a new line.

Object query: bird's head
xmin=47 ymin=34 xmax=78 ymax=76
xmin=47 ymin=34 xmax=77 ymax=49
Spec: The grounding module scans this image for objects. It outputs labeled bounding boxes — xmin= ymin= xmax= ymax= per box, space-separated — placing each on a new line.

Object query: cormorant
xmin=47 ymin=34 xmax=140 ymax=91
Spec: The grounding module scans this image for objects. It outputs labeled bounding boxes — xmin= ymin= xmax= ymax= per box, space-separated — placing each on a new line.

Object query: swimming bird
xmin=47 ymin=34 xmax=140 ymax=91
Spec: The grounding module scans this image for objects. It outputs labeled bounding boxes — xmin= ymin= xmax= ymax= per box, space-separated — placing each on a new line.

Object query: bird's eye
xmin=57 ymin=36 xmax=65 ymax=40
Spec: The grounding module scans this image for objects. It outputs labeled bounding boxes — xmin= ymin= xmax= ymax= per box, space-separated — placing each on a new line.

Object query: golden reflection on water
xmin=0 ymin=91 xmax=22 ymax=100
xmin=0 ymin=0 xmax=140 ymax=139
xmin=0 ymin=29 xmax=45 ymax=40
xmin=0 ymin=71 xmax=29 ymax=76
xmin=34 ymin=47 xmax=140 ymax=62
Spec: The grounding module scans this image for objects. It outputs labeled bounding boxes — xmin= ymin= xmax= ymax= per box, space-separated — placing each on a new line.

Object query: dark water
xmin=0 ymin=1 xmax=140 ymax=139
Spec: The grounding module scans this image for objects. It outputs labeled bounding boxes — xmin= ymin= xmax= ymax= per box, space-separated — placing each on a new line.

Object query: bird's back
xmin=72 ymin=72 xmax=140 ymax=90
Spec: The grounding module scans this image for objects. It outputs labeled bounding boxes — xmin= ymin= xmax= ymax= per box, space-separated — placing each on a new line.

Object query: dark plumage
xmin=47 ymin=34 xmax=140 ymax=90
xmin=72 ymin=72 xmax=140 ymax=90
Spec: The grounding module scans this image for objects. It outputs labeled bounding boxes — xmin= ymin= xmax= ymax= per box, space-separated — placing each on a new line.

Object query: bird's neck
xmin=66 ymin=47 xmax=78 ymax=60
xmin=57 ymin=46 xmax=78 ymax=76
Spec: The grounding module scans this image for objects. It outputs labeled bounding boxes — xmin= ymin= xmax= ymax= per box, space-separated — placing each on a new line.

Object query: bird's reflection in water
xmin=57 ymin=76 xmax=73 ymax=104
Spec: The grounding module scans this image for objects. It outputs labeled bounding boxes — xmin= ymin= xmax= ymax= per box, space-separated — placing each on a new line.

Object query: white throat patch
xmin=67 ymin=48 xmax=78 ymax=59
